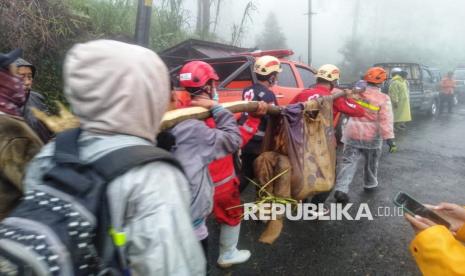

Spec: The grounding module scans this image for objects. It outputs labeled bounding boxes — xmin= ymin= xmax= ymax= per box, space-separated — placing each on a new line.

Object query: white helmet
xmin=254 ymin=55 xmax=283 ymax=76
xmin=316 ymin=64 xmax=340 ymax=82
xmin=391 ymin=67 xmax=403 ymax=77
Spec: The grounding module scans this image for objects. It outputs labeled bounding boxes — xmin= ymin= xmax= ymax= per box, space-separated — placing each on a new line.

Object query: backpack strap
xmin=91 ymin=145 xmax=184 ymax=182
xmin=90 ymin=145 xmax=184 ymax=276
xmin=53 ymin=128 xmax=81 ymax=164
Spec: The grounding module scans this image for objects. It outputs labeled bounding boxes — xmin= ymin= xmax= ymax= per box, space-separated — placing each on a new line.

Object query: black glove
xmin=387 ymin=139 xmax=397 ymax=153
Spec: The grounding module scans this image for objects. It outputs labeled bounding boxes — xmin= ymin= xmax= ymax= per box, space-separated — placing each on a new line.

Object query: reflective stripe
xmin=355 ymin=100 xmax=380 ymax=111
xmin=214 ymin=173 xmax=236 ymax=187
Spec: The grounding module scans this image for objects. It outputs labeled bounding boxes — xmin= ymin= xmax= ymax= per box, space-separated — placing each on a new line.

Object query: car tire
xmin=427 ymin=99 xmax=438 ymax=117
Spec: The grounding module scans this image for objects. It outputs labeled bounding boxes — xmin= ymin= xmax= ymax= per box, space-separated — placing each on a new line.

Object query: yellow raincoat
xmin=389 ymin=75 xmax=412 ymax=123
xmin=410 ymin=223 xmax=465 ymax=275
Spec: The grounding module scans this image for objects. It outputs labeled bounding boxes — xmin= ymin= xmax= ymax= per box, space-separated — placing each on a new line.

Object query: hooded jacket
xmin=22 ymin=91 xmax=52 ymax=142
xmin=388 ymin=75 xmax=412 ymax=123
xmin=23 ymin=40 xmax=205 ymax=275
xmin=15 ymin=58 xmax=53 ymax=142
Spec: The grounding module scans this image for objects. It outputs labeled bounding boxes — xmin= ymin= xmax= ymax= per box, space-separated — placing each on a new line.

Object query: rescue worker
xmin=160 ymin=79 xmax=266 ymax=267
xmin=388 ymin=68 xmax=412 ymax=130
xmin=405 ymin=202 xmax=465 ymax=275
xmin=440 ymin=71 xmax=456 ymax=114
xmin=239 ymin=55 xmax=280 ymax=192
xmin=333 ymin=67 xmax=396 ymax=204
xmin=208 ymin=100 xmax=267 ymax=268
xmin=170 ymin=61 xmax=242 ymax=268
xmin=15 ymin=58 xmax=52 ymax=142
xmin=388 ymin=67 xmax=411 ymax=131
xmin=289 ymin=64 xmax=365 ymax=207
xmin=290 ymin=64 xmax=365 ymax=119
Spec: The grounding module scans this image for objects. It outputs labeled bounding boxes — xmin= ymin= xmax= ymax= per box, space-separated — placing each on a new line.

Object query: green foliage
xmin=67 ymin=0 xmax=137 ymax=38
xmin=0 ymin=0 xmax=90 ymax=111
xmin=150 ymin=0 xmax=189 ymax=51
xmin=0 ymin=0 xmax=190 ymax=111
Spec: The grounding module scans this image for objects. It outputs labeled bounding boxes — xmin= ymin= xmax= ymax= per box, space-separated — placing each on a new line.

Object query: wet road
xmin=208 ymin=105 xmax=465 ymax=276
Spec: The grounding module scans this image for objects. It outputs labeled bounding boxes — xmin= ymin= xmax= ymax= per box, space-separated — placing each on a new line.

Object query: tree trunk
xmin=196 ymin=0 xmax=211 ymax=39
xmin=212 ymin=0 xmax=221 ymax=34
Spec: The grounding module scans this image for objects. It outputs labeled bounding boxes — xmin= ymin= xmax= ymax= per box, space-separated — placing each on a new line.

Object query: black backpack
xmin=0 ymin=128 xmax=184 ymax=276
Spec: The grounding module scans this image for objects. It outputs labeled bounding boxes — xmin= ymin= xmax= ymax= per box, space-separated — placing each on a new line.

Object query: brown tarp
xmin=253 ymin=99 xmax=337 ymax=244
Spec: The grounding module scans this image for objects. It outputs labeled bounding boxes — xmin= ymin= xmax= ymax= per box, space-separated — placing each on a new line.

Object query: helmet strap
xmin=267 ymin=74 xmax=277 ymax=86
xmin=191 ymin=86 xmax=213 ymax=99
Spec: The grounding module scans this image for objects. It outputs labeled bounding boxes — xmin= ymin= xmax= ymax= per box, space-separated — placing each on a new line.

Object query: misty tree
xmin=196 ymin=0 xmax=211 ymax=39
xmin=195 ymin=0 xmax=228 ymax=41
xmin=256 ymin=12 xmax=288 ymax=50
xmin=230 ymin=1 xmax=257 ymax=47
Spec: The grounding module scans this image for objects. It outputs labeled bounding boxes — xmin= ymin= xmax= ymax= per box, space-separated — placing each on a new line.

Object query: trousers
xmin=334 ymin=144 xmax=382 ymax=193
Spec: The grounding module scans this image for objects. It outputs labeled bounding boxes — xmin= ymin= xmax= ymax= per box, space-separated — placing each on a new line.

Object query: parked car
xmin=171 ymin=49 xmax=317 ymax=106
xmin=453 ymin=67 xmax=465 ymax=103
xmin=374 ymin=62 xmax=440 ymax=116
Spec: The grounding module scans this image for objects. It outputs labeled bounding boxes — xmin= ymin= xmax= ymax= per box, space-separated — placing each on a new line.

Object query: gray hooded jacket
xmin=24 ymin=40 xmax=205 ymax=275
xmin=170 ymin=107 xmax=241 ymax=227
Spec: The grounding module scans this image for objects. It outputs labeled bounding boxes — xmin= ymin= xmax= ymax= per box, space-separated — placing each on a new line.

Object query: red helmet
xmin=178 ymin=61 xmax=219 ymax=88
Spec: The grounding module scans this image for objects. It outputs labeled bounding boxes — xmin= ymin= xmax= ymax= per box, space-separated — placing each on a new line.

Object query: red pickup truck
xmin=172 ymin=49 xmax=317 ymax=106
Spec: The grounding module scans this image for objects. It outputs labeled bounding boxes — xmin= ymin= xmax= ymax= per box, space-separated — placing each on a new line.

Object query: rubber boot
xmin=217 ymin=224 xmax=251 ymax=268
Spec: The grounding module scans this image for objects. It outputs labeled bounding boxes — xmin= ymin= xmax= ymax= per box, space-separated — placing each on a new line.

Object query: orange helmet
xmin=364 ymin=67 xmax=387 ymax=84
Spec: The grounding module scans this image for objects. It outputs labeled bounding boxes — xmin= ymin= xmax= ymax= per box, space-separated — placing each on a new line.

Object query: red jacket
xmin=290 ymin=85 xmax=365 ymax=121
xmin=206 ymin=116 xmax=261 ymax=185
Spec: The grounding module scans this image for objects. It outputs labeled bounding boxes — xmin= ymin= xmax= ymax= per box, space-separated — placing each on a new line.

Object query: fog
xmin=181 ymin=0 xmax=465 ymax=78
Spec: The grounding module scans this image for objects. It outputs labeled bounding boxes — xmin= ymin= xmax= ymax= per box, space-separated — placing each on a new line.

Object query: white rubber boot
xmin=217 ymin=224 xmax=251 ymax=268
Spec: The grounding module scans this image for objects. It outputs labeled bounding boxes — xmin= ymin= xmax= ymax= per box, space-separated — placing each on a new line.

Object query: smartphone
xmin=393 ymin=192 xmax=451 ymax=228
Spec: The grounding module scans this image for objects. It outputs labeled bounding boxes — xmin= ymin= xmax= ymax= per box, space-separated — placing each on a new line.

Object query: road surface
xmin=208 ymin=105 xmax=465 ymax=276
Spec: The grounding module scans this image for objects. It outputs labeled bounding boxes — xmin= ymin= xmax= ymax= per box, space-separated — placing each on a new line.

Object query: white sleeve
xmin=107 ymin=162 xmax=206 ymax=276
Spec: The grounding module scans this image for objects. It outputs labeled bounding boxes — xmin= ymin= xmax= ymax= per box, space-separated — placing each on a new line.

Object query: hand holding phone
xmin=405 ymin=213 xmax=437 ymax=234
xmin=393 ymin=192 xmax=451 ymax=229
xmin=428 ymin=203 xmax=465 ymax=233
